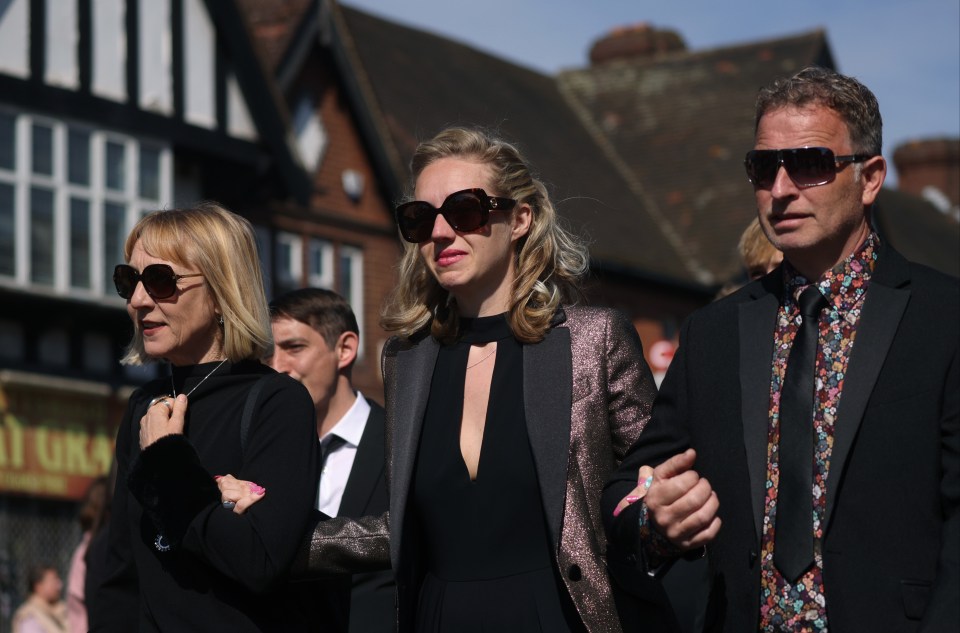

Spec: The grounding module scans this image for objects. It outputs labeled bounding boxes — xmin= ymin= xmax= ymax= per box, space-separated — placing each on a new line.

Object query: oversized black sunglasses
xmin=113 ymin=264 xmax=203 ymax=300
xmin=744 ymin=147 xmax=874 ymax=189
xmin=395 ymin=188 xmax=517 ymax=243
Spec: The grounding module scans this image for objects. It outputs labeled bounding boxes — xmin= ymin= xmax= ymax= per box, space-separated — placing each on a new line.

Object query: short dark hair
xmin=270 ymin=288 xmax=359 ymax=349
xmin=755 ymin=66 xmax=883 ymax=156
xmin=78 ymin=476 xmax=108 ymax=532
xmin=27 ymin=565 xmax=56 ymax=594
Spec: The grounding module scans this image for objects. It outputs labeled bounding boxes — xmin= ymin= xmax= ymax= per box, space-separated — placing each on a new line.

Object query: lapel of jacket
xmin=523 ymin=321 xmax=572 ymax=548
xmin=823 ymin=244 xmax=910 ymax=531
xmin=739 ymin=276 xmax=782 ymax=542
xmin=389 ymin=335 xmax=439 ymax=566
xmin=339 ymin=401 xmax=386 ymax=518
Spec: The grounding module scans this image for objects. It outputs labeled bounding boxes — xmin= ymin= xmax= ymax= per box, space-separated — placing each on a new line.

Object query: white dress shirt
xmin=316 ymin=391 xmax=370 ymax=516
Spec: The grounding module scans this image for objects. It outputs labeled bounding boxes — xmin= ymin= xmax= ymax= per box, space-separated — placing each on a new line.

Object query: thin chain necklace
xmin=466 ymin=346 xmax=496 ymax=370
xmin=171 ymin=358 xmax=229 ymax=398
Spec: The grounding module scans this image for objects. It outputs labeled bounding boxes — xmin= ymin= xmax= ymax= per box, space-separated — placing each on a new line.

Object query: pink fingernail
xmin=625 ymin=495 xmax=641 ymax=503
xmin=214 ymin=475 xmax=222 ymax=480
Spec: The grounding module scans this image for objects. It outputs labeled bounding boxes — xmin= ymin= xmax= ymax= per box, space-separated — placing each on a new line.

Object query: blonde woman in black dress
xmin=222 ymin=128 xmax=671 ymax=632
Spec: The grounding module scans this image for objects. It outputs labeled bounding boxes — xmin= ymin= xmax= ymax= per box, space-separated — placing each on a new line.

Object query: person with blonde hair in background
xmin=739 ymin=217 xmax=783 ymax=281
xmin=715 ymin=218 xmax=785 ymax=300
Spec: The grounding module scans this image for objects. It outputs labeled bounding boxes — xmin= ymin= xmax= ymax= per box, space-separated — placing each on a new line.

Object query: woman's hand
xmin=139 ymin=394 xmax=188 ymax=449
xmin=613 ymin=465 xmax=655 ymax=517
xmin=215 ymin=474 xmax=266 ymax=515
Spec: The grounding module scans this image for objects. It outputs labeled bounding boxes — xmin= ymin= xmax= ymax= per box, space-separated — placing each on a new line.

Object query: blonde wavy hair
xmin=381 ymin=127 xmax=589 ymax=343
xmin=119 ymin=203 xmax=271 ymax=365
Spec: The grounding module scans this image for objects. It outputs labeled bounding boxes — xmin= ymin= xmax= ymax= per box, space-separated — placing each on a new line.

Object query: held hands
xmin=615 ymin=449 xmax=721 ymax=551
xmin=215 ymin=474 xmax=266 ymax=515
xmin=139 ymin=394 xmax=188 ymax=449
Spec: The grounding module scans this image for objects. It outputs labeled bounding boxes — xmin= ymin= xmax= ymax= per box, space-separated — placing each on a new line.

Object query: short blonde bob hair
xmin=120 ymin=203 xmax=271 ymax=365
xmin=381 ymin=127 xmax=589 ymax=343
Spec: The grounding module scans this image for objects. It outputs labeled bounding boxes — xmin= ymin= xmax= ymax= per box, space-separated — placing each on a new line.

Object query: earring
xmin=218 ymin=315 xmax=224 ymax=327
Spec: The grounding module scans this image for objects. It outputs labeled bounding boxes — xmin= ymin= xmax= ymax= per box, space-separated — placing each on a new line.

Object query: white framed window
xmin=307 ymin=238 xmax=334 ymax=290
xmin=269 ymin=234 xmax=365 ymax=356
xmin=0 ymin=108 xmax=171 ymax=301
xmin=274 ymin=231 xmax=302 ymax=296
xmin=253 ymin=224 xmax=273 ymax=299
xmin=339 ymin=245 xmax=364 ymax=357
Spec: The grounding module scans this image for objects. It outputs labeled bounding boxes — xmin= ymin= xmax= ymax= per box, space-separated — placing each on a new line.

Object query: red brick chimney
xmin=589 ymin=23 xmax=686 ymax=65
xmin=893 ymin=138 xmax=960 ymax=221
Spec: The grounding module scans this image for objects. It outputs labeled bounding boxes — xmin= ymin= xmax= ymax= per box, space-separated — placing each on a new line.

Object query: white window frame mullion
xmin=14 ymin=114 xmax=29 ymax=285
xmin=125 ymin=136 xmax=139 ymax=232
xmin=306 ymin=238 xmax=334 ymax=290
xmin=340 ymin=245 xmax=364 ymax=358
xmin=89 ymin=130 xmax=105 ymax=295
xmin=52 ymin=123 xmax=69 ymax=293
xmin=276 ymin=231 xmax=303 ymax=288
xmin=160 ymin=147 xmax=172 ymax=209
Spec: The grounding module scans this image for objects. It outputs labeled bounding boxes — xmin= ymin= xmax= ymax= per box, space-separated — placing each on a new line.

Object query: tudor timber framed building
xmin=0 ymin=2 xmax=400 ymax=624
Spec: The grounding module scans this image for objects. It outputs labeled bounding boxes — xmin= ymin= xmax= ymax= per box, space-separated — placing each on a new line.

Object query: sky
xmin=342 ymin=0 xmax=960 ymax=186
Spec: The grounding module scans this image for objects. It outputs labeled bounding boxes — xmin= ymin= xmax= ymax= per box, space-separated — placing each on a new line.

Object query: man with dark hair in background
xmin=270 ymin=288 xmax=394 ymax=633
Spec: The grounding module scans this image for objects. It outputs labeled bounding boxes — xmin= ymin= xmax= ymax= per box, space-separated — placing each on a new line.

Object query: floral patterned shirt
xmin=758 ymin=234 xmax=879 ymax=631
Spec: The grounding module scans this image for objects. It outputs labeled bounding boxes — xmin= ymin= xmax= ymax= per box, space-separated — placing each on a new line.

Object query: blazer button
xmin=567 ymin=564 xmax=582 ymax=581
xmin=749 ymin=550 xmax=758 ymax=566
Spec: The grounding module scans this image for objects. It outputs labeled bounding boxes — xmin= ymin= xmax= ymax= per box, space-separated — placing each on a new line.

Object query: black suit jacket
xmin=605 ymin=244 xmax=959 ymax=632
xmin=338 ymin=400 xmax=395 ymax=633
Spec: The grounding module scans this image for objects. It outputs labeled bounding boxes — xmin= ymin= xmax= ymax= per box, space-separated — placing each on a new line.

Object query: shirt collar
xmin=783 ymin=232 xmax=880 ymax=311
xmin=320 ymin=391 xmax=370 ymax=448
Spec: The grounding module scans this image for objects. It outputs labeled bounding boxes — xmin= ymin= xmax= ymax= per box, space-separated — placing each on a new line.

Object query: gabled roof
xmin=332 ymin=4 xmax=703 ymax=289
xmin=558 ymin=30 xmax=835 ymax=284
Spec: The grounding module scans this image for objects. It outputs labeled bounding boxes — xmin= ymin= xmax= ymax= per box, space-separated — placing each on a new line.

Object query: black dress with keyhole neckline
xmin=412 ymin=314 xmax=584 ymax=632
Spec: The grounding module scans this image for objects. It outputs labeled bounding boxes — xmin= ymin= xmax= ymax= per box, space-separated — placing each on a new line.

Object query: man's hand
xmin=643 ymin=448 xmax=721 ymax=551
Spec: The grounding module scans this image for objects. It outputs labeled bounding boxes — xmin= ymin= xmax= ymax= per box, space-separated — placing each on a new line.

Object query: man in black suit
xmin=605 ymin=67 xmax=958 ymax=631
xmin=270 ymin=288 xmax=394 ymax=633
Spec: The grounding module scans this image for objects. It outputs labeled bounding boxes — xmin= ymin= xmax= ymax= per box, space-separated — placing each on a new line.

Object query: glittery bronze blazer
xmin=300 ymin=305 xmax=659 ymax=632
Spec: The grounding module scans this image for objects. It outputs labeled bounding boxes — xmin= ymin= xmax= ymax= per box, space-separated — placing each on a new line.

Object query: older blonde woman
xmin=91 ymin=204 xmax=319 ymax=632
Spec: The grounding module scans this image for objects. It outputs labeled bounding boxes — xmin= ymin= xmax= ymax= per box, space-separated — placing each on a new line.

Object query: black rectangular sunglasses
xmin=114 ymin=264 xmax=203 ymax=300
xmin=744 ymin=147 xmax=873 ymax=189
xmin=395 ymin=188 xmax=517 ymax=243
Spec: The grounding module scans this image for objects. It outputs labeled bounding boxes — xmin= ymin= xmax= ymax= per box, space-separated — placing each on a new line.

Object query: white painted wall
xmin=92 ymin=0 xmax=126 ymax=101
xmin=226 ymin=72 xmax=257 ymax=141
xmin=183 ymin=0 xmax=215 ymax=128
xmin=45 ymin=0 xmax=79 ymax=88
xmin=0 ymin=0 xmax=30 ymax=79
xmin=138 ymin=0 xmax=172 ymax=114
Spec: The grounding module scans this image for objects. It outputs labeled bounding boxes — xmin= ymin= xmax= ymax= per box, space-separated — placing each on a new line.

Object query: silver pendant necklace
xmin=171 ymin=358 xmax=229 ymax=398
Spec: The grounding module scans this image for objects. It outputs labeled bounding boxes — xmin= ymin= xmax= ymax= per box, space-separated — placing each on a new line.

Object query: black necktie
xmin=775 ymin=285 xmax=828 ymax=583
xmin=320 ymin=434 xmax=347 ymax=471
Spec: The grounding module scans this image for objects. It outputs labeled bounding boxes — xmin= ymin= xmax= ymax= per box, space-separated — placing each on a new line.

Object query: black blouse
xmin=411 ymin=315 xmax=580 ymax=631
xmin=92 ymin=360 xmax=321 ymax=632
